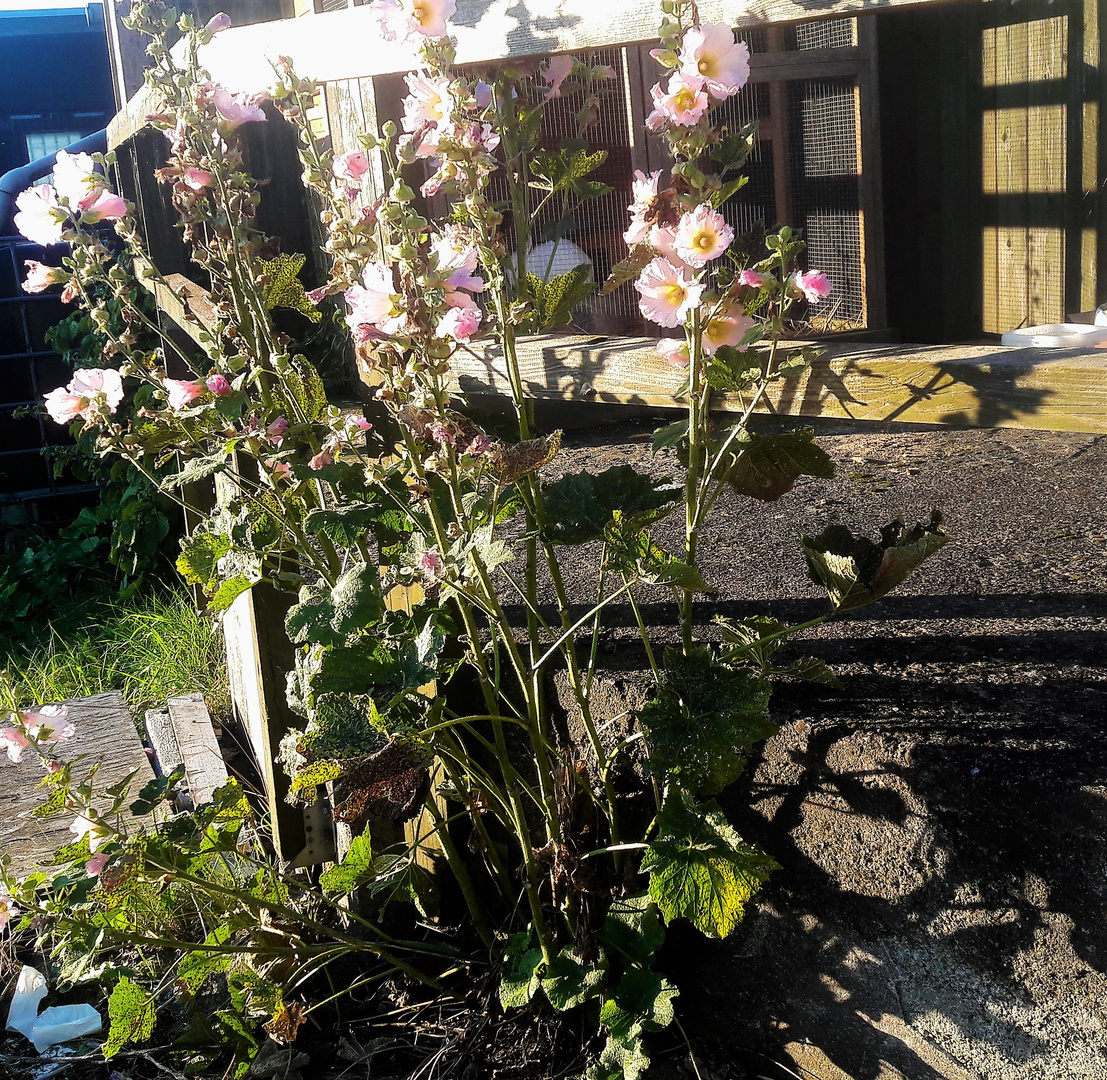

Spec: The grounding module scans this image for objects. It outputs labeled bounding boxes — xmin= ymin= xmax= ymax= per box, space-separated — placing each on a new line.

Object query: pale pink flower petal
xmin=13 ymin=185 xmax=65 ymax=247
xmin=738 ymin=269 xmax=767 ymax=288
xmin=85 ymin=853 xmax=111 ymax=877
xmin=674 ymin=204 xmax=734 ymax=266
xmin=649 ymin=224 xmax=683 ymax=264
xmin=70 ymin=814 xmax=108 ymax=853
xmin=52 ymin=150 xmax=104 ymax=210
xmin=417 ymin=548 xmax=444 ymax=577
xmin=0 ymin=893 xmax=18 ymax=934
xmin=648 ymin=71 xmax=709 ymax=128
xmin=679 ymin=24 xmax=751 ymax=99
xmin=310 ymin=449 xmax=334 ymax=471
xmin=345 ymin=261 xmax=396 ymax=332
xmin=43 ymin=388 xmax=86 ymax=425
xmin=182 ymin=167 xmax=214 ymax=191
xmin=164 ymin=378 xmax=206 ymax=409
xmin=80 ymin=189 xmax=129 ymax=222
xmin=333 ymin=151 xmax=369 ymax=183
xmin=702 ymin=303 xmax=755 ymax=355
xmin=634 ymin=257 xmax=704 ymax=328
xmin=437 ymin=303 xmax=481 ymax=343
xmin=541 ymin=55 xmax=575 ymax=98
xmin=71 ymin=367 xmax=124 ymax=412
xmin=0 ymin=727 xmax=32 ymax=763
xmin=656 ymin=337 xmax=690 ymax=368
xmin=793 ymin=269 xmax=833 ymax=303
xmin=22 ymin=260 xmax=66 ymax=294
xmin=267 ymin=416 xmax=289 ymax=443
xmin=204 ymin=11 xmax=232 ymax=34
xmin=406 ymin=0 xmax=455 ymax=37
xmin=206 ymin=373 xmax=233 ymax=396
xmin=211 ymin=86 xmax=268 ymax=127
xmin=624 ymin=169 xmax=663 ymax=246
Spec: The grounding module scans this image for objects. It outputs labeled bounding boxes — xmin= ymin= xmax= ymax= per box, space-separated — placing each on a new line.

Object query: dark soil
xmin=547 ymin=417 xmax=1107 ymax=1080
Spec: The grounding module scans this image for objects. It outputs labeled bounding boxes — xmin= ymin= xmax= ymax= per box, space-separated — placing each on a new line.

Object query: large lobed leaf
xmin=724 ymin=427 xmax=835 ymax=502
xmin=802 ymin=510 xmax=948 ymax=611
xmin=637 ymin=646 xmax=774 ymax=796
xmin=642 ymin=793 xmax=778 ymax=939
xmin=542 ymin=465 xmax=681 ymax=545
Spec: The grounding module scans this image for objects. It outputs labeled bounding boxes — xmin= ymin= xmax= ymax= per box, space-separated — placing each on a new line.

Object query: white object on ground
xmin=1094 ymin=305 xmax=1107 ymax=325
xmin=1001 ymin=322 xmax=1107 ymax=347
xmin=5 ymin=965 xmax=102 ymax=1053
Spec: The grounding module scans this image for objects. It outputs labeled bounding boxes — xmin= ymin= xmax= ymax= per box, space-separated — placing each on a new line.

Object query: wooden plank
xmin=433 ymin=333 xmax=1107 ymax=433
xmin=107 ymin=0 xmax=965 ymax=147
xmin=132 ymin=256 xmax=220 ymax=351
xmin=167 ymin=693 xmax=229 ymax=809
xmin=0 ymin=692 xmax=155 ymax=878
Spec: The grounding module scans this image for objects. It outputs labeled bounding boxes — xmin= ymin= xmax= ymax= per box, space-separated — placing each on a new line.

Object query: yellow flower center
xmin=663 ymin=283 xmax=687 ymax=305
xmin=675 ymin=88 xmax=697 ymax=111
xmin=698 ymin=58 xmax=711 ymax=75
xmin=694 ymin=231 xmax=713 ymax=250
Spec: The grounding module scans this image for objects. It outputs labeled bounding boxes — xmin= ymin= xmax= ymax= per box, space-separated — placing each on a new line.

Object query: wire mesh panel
xmin=715 ymin=82 xmax=776 ymax=237
xmin=785 ymin=18 xmax=857 ymax=51
xmin=788 ymin=77 xmax=865 ymax=328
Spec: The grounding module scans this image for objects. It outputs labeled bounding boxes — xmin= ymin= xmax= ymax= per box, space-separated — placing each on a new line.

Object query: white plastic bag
xmin=5 ymin=965 xmax=102 ymax=1053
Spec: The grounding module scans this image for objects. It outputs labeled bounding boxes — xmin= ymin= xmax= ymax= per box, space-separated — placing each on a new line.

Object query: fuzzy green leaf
xmin=542 ymin=465 xmax=681 ymax=545
xmin=542 ymin=948 xmax=605 ymax=1011
xmin=165 ymin=452 xmax=228 ymax=489
xmin=285 ymin=584 xmax=343 ymax=647
xmin=330 ymin=562 xmax=383 ymax=637
xmin=600 ymin=968 xmax=678 ymax=1041
xmin=499 ymin=933 xmax=544 ymax=1010
xmin=725 ymin=428 xmax=835 ymax=502
xmin=320 ymin=833 xmax=374 ymax=896
xmin=600 ymin=893 xmax=665 ymax=968
xmin=802 ymin=510 xmax=948 ymax=612
xmin=259 ymin=254 xmax=322 ymax=323
xmin=103 ymin=977 xmax=156 ymax=1058
xmin=588 ymin=1032 xmax=651 ymax=1080
xmin=305 ymin=503 xmax=385 ymax=547
xmin=604 ymin=513 xmax=706 ymax=591
xmin=642 ymin=793 xmax=778 ymax=939
xmin=208 ymin=574 xmax=257 ymax=613
xmin=177 ymin=532 xmax=231 ymax=586
xmin=638 ymin=646 xmax=774 ymax=796
xmin=525 ymin=265 xmax=595 ymax=330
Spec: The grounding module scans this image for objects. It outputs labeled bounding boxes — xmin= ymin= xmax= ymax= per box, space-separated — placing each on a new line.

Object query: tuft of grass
xmin=2 ymin=590 xmax=231 ymax=721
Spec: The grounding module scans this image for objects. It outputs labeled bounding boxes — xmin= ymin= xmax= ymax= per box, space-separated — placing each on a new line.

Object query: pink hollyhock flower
xmin=0 ymin=893 xmax=18 ymax=934
xmin=52 ymin=150 xmax=105 ymax=210
xmin=793 ymin=269 xmax=833 ymax=303
xmin=635 ymin=258 xmax=704 ymax=328
xmin=738 ymin=269 xmax=767 ymax=288
xmin=13 ymin=185 xmax=65 ymax=247
xmin=431 ymin=226 xmax=480 ymax=278
xmin=81 ymin=189 xmax=129 ymax=222
xmin=624 ymin=169 xmax=663 ymax=246
xmin=164 ymin=378 xmax=206 ymax=409
xmin=646 ymin=71 xmax=709 ymax=129
xmin=307 ymin=286 xmax=329 ymax=305
xmin=674 ymin=204 xmax=734 ymax=266
xmin=211 ymin=86 xmax=268 ymax=127
xmin=205 ymin=11 xmax=232 ymax=33
xmin=70 ymin=814 xmax=108 ymax=853
xmin=0 ymin=726 xmax=33 ymax=763
xmin=369 ymin=0 xmax=408 ymax=41
xmin=265 ymin=459 xmax=291 ymax=483
xmin=437 ymin=303 xmax=481 ymax=343
xmin=333 ymin=151 xmax=369 ymax=183
xmin=649 ymin=224 xmax=683 ymax=264
xmin=656 ymin=337 xmax=690 ymax=368
xmin=85 ymin=853 xmax=111 ymax=877
xmin=22 ymin=261 xmax=66 ymax=294
xmin=206 ymin=373 xmax=232 ymax=396
xmin=267 ymin=416 xmax=289 ymax=443
xmin=466 ymin=433 xmax=491 ymax=455
xmin=310 ymin=449 xmax=334 ymax=471
xmin=43 ymin=388 xmax=86 ymax=425
xmin=417 ymin=548 xmax=444 ymax=577
xmin=345 ymin=261 xmax=396 ymax=331
xmin=679 ymin=24 xmax=751 ymax=99
xmin=542 ymin=55 xmax=575 ymax=98
xmin=23 ymin=705 xmax=74 ymax=745
xmin=182 ymin=167 xmax=213 ymax=191
xmin=406 ymin=0 xmax=455 ymax=37
xmin=702 ymin=303 xmax=756 ymax=355
xmin=429 ymin=422 xmax=456 ymax=446
xmin=401 ymin=72 xmax=454 ymax=157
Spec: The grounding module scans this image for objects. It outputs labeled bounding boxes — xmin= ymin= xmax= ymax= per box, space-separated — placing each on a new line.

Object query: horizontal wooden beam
xmin=133 ymin=256 xmax=220 ymax=349
xmin=109 ymin=0 xmax=960 ymax=147
xmin=436 ymin=334 xmax=1107 ymax=434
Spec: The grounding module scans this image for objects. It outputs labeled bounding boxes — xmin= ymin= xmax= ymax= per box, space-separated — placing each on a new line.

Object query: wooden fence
xmin=104 ymin=0 xmax=1107 ymax=862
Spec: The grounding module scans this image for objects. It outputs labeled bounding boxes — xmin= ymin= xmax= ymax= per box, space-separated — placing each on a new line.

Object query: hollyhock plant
xmin=679 ymin=23 xmax=751 ymax=98
xmin=13 ymin=185 xmax=65 ymax=247
xmin=646 ymin=71 xmax=709 ymax=129
xmin=52 ymin=150 xmax=105 ymax=210
xmin=674 ymin=203 xmax=734 ymax=266
xmin=0 ymin=726 xmax=33 ymax=764
xmin=401 ymin=71 xmax=455 ymax=156
xmin=182 ymin=167 xmax=214 ymax=191
xmin=738 ymin=268 xmax=767 ymax=288
xmin=437 ymin=302 xmax=481 ymax=343
xmin=794 ymin=269 xmax=834 ymax=303
xmin=206 ymin=373 xmax=232 ymax=396
xmin=333 ymin=151 xmax=370 ymax=183
xmin=164 ymin=378 xmax=206 ymax=409
xmin=211 ymin=86 xmax=268 ymax=128
xmin=44 ymin=368 xmax=124 ymax=426
xmin=345 ymin=261 xmax=398 ymax=332
xmin=22 ymin=260 xmax=67 ymax=294
xmin=541 ymin=55 xmax=575 ymax=98
xmin=624 ymin=169 xmax=662 ymax=246
xmin=635 ymin=257 xmax=704 ymax=327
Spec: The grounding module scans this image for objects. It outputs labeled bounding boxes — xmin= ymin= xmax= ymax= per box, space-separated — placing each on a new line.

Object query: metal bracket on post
xmin=285 ymin=792 xmax=338 ymax=870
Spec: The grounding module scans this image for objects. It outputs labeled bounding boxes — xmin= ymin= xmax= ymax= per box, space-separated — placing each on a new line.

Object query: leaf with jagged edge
xmin=529 ymin=146 xmax=609 ymax=195
xmin=525 ymin=266 xmax=595 ymax=330
xmin=602 ymin=244 xmax=653 ymax=295
xmin=103 ymin=977 xmax=156 ymax=1058
xmin=599 ymin=892 xmax=665 ymax=969
xmin=542 ymin=465 xmax=681 ymax=545
xmin=329 ymin=562 xmax=384 ymax=637
xmin=208 ymin=574 xmax=258 ymax=613
xmin=165 ymin=451 xmax=228 ymax=489
xmin=642 ymin=792 xmax=778 ymax=939
xmin=542 ymin=947 xmax=606 ymax=1011
xmin=177 ymin=531 xmax=231 ymax=587
xmin=604 ymin=513 xmax=706 ymax=591
xmin=637 ymin=646 xmax=774 ymax=796
xmin=802 ymin=510 xmax=948 ymax=612
xmin=319 ymin=833 xmax=374 ymax=896
xmin=499 ymin=932 xmax=543 ymax=1010
xmin=258 ymin=253 xmax=322 ymax=323
xmin=587 ymin=1032 xmax=651 ymax=1080
xmin=600 ymin=967 xmax=678 ymax=1043
xmin=279 ymin=355 xmax=328 ymax=420
xmin=724 ymin=428 xmax=835 ymax=502
xmin=285 ymin=584 xmax=343 ymax=647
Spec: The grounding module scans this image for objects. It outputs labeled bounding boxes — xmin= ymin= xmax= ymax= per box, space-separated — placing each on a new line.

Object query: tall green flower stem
xmin=680 ymin=308 xmax=706 ymax=655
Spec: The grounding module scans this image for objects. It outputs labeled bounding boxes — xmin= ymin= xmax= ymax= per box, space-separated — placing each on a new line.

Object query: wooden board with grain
xmin=167 ymin=693 xmax=228 ymax=809
xmin=435 ymin=334 xmax=1107 ymax=434
xmin=0 ymin=692 xmax=155 ymax=878
xmin=109 ymin=0 xmax=960 ymax=149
